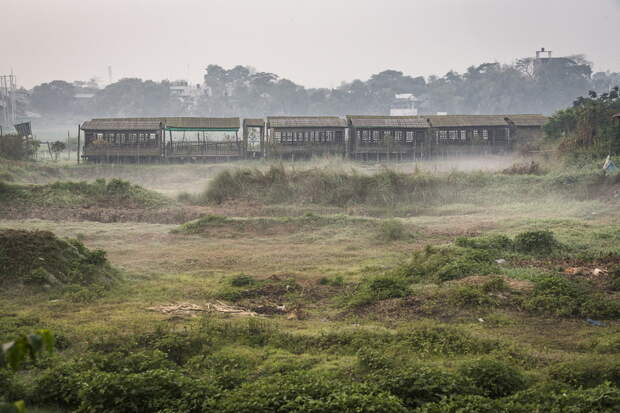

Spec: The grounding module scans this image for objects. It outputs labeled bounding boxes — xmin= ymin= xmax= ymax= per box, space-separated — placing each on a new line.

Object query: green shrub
xmin=549 ymin=357 xmax=620 ymax=388
xmin=458 ymin=358 xmax=527 ymax=398
xmin=229 ymin=274 xmax=256 ymax=287
xmin=447 ymin=286 xmax=498 ymax=308
xmin=215 ymin=276 xmax=300 ymax=302
xmin=374 ymin=365 xmax=470 ymax=409
xmin=214 ymin=372 xmax=406 ymax=413
xmin=609 ymin=265 xmax=620 ymax=291
xmin=395 ymin=245 xmax=497 ymax=282
xmin=506 ymin=381 xmax=620 ymax=412
xmin=422 ymin=382 xmax=620 ymax=412
xmin=522 ymin=275 xmax=619 ymax=318
xmin=77 ymin=369 xmax=217 ymax=413
xmin=357 ymin=346 xmax=394 ymax=371
xmin=377 ymin=219 xmax=410 ymax=241
xmin=405 ymin=325 xmax=497 ymax=356
xmin=348 ymin=274 xmax=410 ymax=306
xmin=204 ymin=170 xmax=244 ymax=204
xmin=481 ymin=276 xmax=507 ymax=293
xmin=417 ymin=394 xmax=502 ymax=413
xmin=318 ymin=275 xmax=344 ymax=287
xmin=32 ymin=360 xmax=86 ymax=407
xmin=455 ymin=235 xmax=514 ymax=252
xmin=514 ymin=230 xmax=560 ymax=254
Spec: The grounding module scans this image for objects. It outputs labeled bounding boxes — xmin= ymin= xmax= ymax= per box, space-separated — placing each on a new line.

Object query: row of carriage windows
xmin=354 ymin=129 xmax=500 ymax=145
xmin=357 ymin=130 xmax=417 ymax=144
xmin=435 ymin=129 xmax=489 ymax=141
xmin=93 ymin=132 xmax=158 ymax=145
xmin=90 ymin=128 xmax=507 ymax=147
xmin=272 ymin=130 xmax=343 ymax=145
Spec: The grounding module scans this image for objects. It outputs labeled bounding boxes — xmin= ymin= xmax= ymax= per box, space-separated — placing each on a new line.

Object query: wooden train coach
xmin=79 ymin=114 xmax=547 ymax=163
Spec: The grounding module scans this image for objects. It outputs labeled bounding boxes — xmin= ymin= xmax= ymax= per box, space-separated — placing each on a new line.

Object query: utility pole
xmin=0 ymin=73 xmax=17 ymax=127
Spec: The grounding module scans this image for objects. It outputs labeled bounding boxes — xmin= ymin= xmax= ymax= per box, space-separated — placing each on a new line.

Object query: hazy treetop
xmin=2 ymin=0 xmax=619 ymax=88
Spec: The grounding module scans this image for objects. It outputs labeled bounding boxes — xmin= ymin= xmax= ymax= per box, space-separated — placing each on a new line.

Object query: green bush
xmin=318 ymin=275 xmax=344 ymax=287
xmin=395 ymin=245 xmax=497 ymax=282
xmin=348 ymin=274 xmax=410 ymax=306
xmin=214 ymin=372 xmax=406 ymax=413
xmin=522 ymin=275 xmax=620 ymax=318
xmin=374 ymin=365 xmax=470 ymax=409
xmin=506 ymin=381 xmax=620 ymax=412
xmin=514 ymin=230 xmax=560 ymax=254
xmin=609 ymin=265 xmax=620 ymax=291
xmin=377 ymin=219 xmax=410 ymax=241
xmin=417 ymin=394 xmax=502 ymax=413
xmin=421 ymin=382 xmax=620 ymax=412
xmin=458 ymin=358 xmax=527 ymax=398
xmin=455 ymin=234 xmax=514 ymax=252
xmin=405 ymin=325 xmax=497 ymax=356
xmin=447 ymin=285 xmax=498 ymax=308
xmin=229 ymin=274 xmax=256 ymax=287
xmin=32 ymin=360 xmax=87 ymax=407
xmin=549 ymin=357 xmax=620 ymax=388
xmin=77 ymin=369 xmax=217 ymax=413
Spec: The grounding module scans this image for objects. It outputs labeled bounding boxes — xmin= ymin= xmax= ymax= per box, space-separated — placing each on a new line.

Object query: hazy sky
xmin=3 ymin=0 xmax=619 ymax=89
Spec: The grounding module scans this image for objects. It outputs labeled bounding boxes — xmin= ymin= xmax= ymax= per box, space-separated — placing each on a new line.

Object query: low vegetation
xmin=196 ymin=164 xmax=620 ymax=216
xmin=0 ymin=178 xmax=170 ymax=209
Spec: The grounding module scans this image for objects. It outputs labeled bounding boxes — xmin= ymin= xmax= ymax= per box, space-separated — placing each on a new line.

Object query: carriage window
xmin=482 ymin=129 xmax=489 ymax=140
xmin=449 ymin=130 xmax=458 ymax=140
xmin=460 ymin=130 xmax=466 ymax=140
xmin=406 ymin=131 xmax=414 ymax=143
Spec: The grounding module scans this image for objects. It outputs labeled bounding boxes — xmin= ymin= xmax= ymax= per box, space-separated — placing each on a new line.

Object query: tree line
xmin=18 ymin=54 xmax=620 ymax=123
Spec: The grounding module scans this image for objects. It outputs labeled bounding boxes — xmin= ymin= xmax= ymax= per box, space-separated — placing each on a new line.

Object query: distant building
xmin=169 ymin=80 xmax=201 ymax=99
xmin=532 ymin=47 xmax=578 ymax=75
xmin=390 ymin=93 xmax=418 ymax=116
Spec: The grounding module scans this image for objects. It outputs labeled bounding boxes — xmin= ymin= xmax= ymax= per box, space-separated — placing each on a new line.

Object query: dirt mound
xmin=0 ymin=229 xmax=117 ymax=287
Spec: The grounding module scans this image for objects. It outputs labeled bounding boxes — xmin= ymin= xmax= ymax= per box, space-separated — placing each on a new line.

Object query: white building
xmin=390 ymin=93 xmax=418 ymax=116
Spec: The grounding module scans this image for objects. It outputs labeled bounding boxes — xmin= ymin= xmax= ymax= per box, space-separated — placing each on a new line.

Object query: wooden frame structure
xmin=266 ymin=116 xmax=347 ymax=159
xmin=163 ymin=117 xmax=241 ymax=161
xmin=347 ymin=116 xmax=430 ymax=161
xmin=79 ymin=114 xmax=548 ymax=163
xmin=425 ymin=115 xmax=511 ymax=157
xmin=243 ymin=118 xmax=266 ymax=159
xmin=81 ymin=118 xmax=164 ymax=162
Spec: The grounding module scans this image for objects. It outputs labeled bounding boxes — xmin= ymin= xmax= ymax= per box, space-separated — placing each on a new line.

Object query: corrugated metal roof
xmin=243 ymin=118 xmax=265 ymax=127
xmin=504 ymin=114 xmax=548 ymax=127
xmin=82 ymin=117 xmax=240 ymax=130
xmin=425 ymin=115 xmax=509 ymax=128
xmin=163 ymin=117 xmax=240 ymax=129
xmin=347 ymin=116 xmax=429 ymax=128
xmin=268 ymin=116 xmax=346 ymax=128
xmin=81 ymin=119 xmax=162 ymax=131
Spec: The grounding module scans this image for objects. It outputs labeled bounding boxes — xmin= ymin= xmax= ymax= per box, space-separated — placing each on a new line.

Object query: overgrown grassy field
xmin=1 ymin=156 xmax=619 ymax=412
